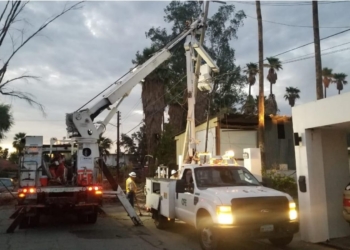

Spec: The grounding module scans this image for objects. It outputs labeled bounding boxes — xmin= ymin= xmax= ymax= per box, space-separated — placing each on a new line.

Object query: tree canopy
xmin=0 ymin=104 xmax=13 ymax=141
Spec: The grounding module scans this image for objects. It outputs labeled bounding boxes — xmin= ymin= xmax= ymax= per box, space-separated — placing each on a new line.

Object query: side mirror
xmin=262 ymin=177 xmax=272 ymax=187
xmin=176 ymin=179 xmax=186 ymax=193
xmin=259 ymin=181 xmax=266 ymax=186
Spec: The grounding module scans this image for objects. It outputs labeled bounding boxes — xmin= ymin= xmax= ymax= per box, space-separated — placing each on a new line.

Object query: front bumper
xmin=213 ymin=221 xmax=299 ymax=240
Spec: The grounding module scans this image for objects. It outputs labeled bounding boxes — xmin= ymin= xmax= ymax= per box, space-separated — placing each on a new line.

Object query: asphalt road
xmin=0 ymin=203 xmax=334 ymax=250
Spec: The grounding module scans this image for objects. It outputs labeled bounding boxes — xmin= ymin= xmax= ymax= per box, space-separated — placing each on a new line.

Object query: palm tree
xmin=12 ymin=132 xmax=26 ymax=153
xmin=322 ymin=67 xmax=333 ymax=98
xmin=264 ymin=57 xmax=283 ymax=95
xmin=284 ymin=87 xmax=301 ymax=107
xmin=264 ymin=57 xmax=282 ymax=115
xmin=242 ymin=63 xmax=258 ymax=115
xmin=97 ymin=136 xmax=112 ymax=160
xmin=243 ymin=63 xmax=258 ymax=96
xmin=333 ymin=73 xmax=348 ymax=94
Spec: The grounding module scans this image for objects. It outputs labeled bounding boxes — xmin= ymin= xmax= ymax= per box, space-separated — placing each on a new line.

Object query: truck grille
xmin=231 ymin=196 xmax=289 ymax=225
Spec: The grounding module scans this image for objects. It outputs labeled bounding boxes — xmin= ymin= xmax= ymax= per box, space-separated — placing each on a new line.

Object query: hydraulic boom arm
xmin=66 ymin=18 xmax=203 ymax=139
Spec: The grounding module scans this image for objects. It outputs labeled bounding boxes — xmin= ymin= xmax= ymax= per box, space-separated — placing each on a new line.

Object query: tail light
xmin=87 ymin=186 xmax=103 ymax=195
xmin=343 ymin=196 xmax=350 ymax=207
xmin=18 ymin=187 xmax=37 ymax=198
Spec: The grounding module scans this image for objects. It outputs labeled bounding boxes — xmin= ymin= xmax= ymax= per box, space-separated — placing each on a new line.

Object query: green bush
xmin=262 ymin=169 xmax=298 ymax=199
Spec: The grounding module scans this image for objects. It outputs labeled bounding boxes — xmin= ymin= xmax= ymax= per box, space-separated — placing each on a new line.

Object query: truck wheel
xmin=87 ymin=212 xmax=98 ymax=224
xmin=269 ymin=235 xmax=293 ymax=247
xmin=77 ymin=213 xmax=87 ymax=223
xmin=198 ymin=217 xmax=218 ymax=250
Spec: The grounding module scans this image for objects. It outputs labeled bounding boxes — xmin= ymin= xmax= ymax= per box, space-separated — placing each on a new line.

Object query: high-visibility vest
xmin=126 ymin=177 xmax=137 ymax=193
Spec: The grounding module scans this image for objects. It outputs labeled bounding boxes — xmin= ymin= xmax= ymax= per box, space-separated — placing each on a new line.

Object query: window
xmin=152 ymin=182 xmax=160 ymax=194
xmin=0 ymin=179 xmax=13 ymax=187
xmin=194 ymin=167 xmax=260 ymax=188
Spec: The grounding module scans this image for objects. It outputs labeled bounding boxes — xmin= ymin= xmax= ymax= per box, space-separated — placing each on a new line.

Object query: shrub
xmin=262 ymin=169 xmax=298 ymax=199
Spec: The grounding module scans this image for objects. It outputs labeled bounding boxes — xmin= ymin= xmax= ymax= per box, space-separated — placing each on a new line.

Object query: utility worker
xmin=170 ymin=170 xmax=178 ymax=179
xmin=49 ymin=153 xmax=65 ymax=183
xmin=126 ymin=172 xmax=137 ymax=207
xmin=154 ymin=170 xmax=158 ymax=178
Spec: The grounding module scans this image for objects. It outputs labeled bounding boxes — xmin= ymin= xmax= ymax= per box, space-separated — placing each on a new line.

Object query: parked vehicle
xmin=0 ymin=178 xmax=15 ymax=193
xmin=343 ymin=182 xmax=350 ymax=223
xmin=145 ymin=161 xmax=299 ymax=250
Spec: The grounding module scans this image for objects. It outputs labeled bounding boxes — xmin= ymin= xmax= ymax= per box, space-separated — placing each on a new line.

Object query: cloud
xmin=1 ymin=1 xmax=350 ymax=153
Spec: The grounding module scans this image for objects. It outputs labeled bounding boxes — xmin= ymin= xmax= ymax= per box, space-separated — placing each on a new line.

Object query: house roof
xmin=174 ymin=113 xmax=292 ymax=136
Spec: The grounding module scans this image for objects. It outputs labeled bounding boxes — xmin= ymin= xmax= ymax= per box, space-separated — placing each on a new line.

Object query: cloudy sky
xmin=1 ymin=0 xmax=350 ymax=153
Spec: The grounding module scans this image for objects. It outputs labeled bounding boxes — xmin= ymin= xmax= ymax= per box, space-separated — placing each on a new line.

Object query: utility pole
xmin=256 ymin=0 xmax=266 ymax=171
xmin=116 ymin=111 xmax=121 ymax=179
xmin=194 ymin=0 xmax=210 ymax=97
xmin=312 ymin=1 xmax=323 ymax=100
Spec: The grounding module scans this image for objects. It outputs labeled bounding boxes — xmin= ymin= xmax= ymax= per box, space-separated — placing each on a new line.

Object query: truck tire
xmin=87 ymin=212 xmax=98 ymax=224
xmin=198 ymin=217 xmax=219 ymax=250
xmin=77 ymin=213 xmax=86 ymax=223
xmin=269 ymin=235 xmax=293 ymax=247
xmin=153 ymin=210 xmax=168 ymax=229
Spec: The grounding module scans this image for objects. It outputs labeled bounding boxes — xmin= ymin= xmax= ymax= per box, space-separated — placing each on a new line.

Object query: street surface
xmin=0 ymin=203 xmax=334 ymax=250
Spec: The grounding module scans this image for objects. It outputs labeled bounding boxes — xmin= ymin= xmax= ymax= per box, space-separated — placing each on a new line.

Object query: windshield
xmin=0 ymin=179 xmax=13 ymax=187
xmin=194 ymin=167 xmax=260 ymax=188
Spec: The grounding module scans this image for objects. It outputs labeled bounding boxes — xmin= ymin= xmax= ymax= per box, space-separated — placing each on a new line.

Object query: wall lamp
xmin=294 ymin=132 xmax=302 ymax=146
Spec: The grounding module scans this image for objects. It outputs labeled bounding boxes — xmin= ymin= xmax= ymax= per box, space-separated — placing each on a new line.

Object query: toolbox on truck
xmin=145 ymin=178 xmax=176 ymax=218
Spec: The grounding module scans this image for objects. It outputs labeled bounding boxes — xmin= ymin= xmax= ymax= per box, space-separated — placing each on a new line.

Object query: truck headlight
xmin=289 ymin=202 xmax=298 ymax=221
xmin=216 ymin=206 xmax=233 ymax=224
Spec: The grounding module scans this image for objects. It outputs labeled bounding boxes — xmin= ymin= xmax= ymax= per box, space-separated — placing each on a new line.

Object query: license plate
xmin=260 ymin=224 xmax=274 ymax=232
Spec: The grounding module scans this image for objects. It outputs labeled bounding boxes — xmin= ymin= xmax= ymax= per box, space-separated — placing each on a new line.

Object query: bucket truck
xmin=145 ymin=15 xmax=299 ymax=250
xmin=7 ymin=17 xmax=207 ymax=232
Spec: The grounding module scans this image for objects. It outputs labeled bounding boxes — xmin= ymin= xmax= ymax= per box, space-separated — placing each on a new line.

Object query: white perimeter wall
xmin=196 ymin=128 xmax=216 ymax=156
xmin=292 ymin=91 xmax=350 ymax=242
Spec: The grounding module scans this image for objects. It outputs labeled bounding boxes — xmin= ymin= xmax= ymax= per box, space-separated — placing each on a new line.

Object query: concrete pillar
xmin=243 ymin=148 xmax=262 ymax=181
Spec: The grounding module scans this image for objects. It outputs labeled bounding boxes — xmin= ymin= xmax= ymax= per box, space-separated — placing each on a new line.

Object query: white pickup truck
xmin=145 ymin=164 xmax=299 ymax=250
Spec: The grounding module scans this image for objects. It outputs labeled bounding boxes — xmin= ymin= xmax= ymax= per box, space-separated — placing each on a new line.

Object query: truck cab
xmin=145 ymin=162 xmax=299 ymax=250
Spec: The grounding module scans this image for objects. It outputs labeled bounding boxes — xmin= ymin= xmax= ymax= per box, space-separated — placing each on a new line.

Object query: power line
xmin=282 ymin=46 xmax=350 ymax=64
xmin=122 ymin=98 xmax=142 ymax=120
xmin=245 ymin=14 xmax=350 ymax=29
xmin=271 ymin=28 xmax=350 ymax=58
xmin=282 ymin=40 xmax=350 ymax=63
xmin=197 ymin=28 xmax=350 ymax=85
xmin=233 ymin=1 xmax=348 ymax=6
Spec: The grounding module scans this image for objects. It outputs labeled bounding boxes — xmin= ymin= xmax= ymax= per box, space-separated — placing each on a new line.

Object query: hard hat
xmin=171 ymin=170 xmax=177 ymax=175
xmin=129 ymin=172 xmax=136 ymax=177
